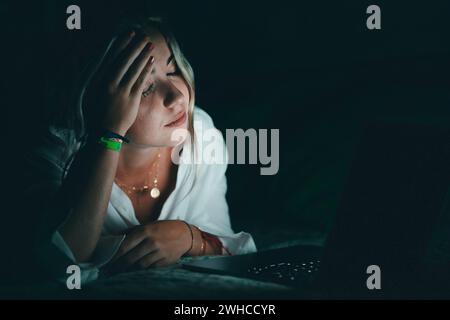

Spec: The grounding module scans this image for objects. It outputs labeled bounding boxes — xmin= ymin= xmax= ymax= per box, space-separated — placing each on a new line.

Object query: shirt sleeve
xmin=51 ymin=228 xmax=125 ymax=276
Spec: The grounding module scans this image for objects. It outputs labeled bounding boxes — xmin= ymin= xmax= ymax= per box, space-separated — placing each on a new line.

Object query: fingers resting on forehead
xmin=94 ymin=30 xmax=155 ymax=92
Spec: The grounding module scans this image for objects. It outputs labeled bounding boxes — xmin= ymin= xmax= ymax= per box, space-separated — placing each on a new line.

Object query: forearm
xmin=58 ymin=138 xmax=121 ymax=262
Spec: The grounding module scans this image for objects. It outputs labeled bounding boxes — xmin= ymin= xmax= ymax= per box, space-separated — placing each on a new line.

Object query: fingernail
xmin=150 ymin=56 xmax=155 ymax=63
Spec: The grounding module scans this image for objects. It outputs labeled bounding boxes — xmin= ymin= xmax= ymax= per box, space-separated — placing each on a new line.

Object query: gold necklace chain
xmin=115 ymin=150 xmax=161 ymax=199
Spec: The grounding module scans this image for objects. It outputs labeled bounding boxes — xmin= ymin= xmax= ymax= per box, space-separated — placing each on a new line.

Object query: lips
xmin=165 ymin=111 xmax=187 ymax=127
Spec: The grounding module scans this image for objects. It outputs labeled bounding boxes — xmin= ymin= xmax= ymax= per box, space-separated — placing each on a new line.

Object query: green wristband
xmin=97 ymin=136 xmax=122 ymax=151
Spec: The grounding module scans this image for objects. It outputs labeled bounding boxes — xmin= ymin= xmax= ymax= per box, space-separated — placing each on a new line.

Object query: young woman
xmin=27 ymin=17 xmax=256 ymax=283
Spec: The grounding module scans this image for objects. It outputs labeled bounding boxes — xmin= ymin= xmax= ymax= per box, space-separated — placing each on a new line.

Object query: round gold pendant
xmin=150 ymin=187 xmax=160 ymax=198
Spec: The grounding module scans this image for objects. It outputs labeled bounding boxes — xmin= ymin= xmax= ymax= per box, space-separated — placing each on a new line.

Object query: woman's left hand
xmin=106 ymin=220 xmax=192 ymax=273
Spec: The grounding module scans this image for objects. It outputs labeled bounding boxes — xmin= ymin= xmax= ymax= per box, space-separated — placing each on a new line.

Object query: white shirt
xmin=51 ymin=106 xmax=257 ymax=283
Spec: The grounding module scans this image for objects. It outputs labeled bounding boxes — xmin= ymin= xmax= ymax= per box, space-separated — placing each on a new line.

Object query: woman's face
xmin=126 ymin=30 xmax=190 ymax=147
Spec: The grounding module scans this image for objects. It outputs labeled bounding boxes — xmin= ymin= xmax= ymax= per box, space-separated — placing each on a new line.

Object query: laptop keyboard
xmin=247 ymin=260 xmax=321 ymax=283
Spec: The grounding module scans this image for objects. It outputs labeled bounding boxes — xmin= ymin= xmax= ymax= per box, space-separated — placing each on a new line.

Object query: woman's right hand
xmin=84 ymin=30 xmax=155 ymax=136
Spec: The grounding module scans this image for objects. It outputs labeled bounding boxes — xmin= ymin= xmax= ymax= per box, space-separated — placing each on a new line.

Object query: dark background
xmin=2 ymin=0 xmax=450 ymax=255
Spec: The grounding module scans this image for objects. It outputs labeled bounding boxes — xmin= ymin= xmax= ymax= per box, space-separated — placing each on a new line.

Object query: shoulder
xmin=188 ymin=106 xmax=228 ymax=176
xmin=24 ymin=125 xmax=80 ymax=177
xmin=192 ymin=105 xmax=217 ymax=131
xmin=192 ymin=105 xmax=227 ymax=158
xmin=192 ymin=105 xmax=225 ymax=146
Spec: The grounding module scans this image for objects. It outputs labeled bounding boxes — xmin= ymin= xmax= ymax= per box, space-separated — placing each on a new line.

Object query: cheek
xmin=133 ymin=104 xmax=161 ymax=130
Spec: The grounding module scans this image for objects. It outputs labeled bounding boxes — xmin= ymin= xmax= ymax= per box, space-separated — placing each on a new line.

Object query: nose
xmin=161 ymin=79 xmax=185 ymax=109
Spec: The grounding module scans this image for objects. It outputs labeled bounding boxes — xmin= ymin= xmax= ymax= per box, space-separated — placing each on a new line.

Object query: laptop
xmin=182 ymin=123 xmax=450 ymax=298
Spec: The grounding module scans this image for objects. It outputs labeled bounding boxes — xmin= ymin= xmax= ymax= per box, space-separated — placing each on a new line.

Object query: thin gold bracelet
xmin=181 ymin=221 xmax=194 ymax=256
xmin=200 ymin=237 xmax=206 ymax=256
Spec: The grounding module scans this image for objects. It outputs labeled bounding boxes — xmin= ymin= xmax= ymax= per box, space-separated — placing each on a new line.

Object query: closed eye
xmin=167 ymin=64 xmax=181 ymax=77
xmin=142 ymin=62 xmax=181 ymax=96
